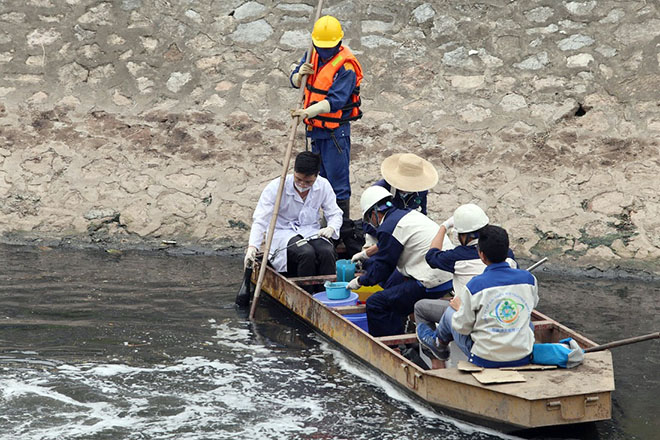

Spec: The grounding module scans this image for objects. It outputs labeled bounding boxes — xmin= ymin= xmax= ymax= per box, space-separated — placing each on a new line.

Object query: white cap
xmin=360 ymin=186 xmax=392 ymax=217
xmin=454 ymin=203 xmax=489 ymax=233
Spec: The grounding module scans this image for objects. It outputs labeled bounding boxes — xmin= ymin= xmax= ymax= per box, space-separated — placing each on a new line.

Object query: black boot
xmin=337 ymin=198 xmax=350 ymax=220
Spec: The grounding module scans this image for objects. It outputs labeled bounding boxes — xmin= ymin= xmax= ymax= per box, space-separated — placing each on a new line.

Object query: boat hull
xmin=254 ymin=266 xmax=614 ymax=430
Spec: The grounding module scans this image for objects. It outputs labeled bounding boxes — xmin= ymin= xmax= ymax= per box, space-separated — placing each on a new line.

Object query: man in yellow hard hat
xmin=290 ymin=15 xmax=364 ymax=223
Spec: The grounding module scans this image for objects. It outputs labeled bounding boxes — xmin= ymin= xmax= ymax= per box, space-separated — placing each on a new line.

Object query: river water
xmin=0 ymin=245 xmax=657 ymax=440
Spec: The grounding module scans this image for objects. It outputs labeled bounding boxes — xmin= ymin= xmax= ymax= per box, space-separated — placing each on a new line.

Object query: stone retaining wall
xmin=1 ymin=1 xmax=659 ymax=275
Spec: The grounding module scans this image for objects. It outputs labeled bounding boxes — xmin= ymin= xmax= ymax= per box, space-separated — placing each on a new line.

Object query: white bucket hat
xmin=380 ymin=153 xmax=438 ymax=192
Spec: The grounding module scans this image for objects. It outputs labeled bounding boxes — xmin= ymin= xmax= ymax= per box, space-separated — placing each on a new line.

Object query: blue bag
xmin=532 ymin=337 xmax=584 ymax=368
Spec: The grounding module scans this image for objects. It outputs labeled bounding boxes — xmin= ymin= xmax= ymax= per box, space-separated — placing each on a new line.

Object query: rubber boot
xmin=337 ymin=198 xmax=350 ymax=220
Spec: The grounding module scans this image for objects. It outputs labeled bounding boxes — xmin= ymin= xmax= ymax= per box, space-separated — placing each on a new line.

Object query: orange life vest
xmin=303 ymin=46 xmax=363 ymax=130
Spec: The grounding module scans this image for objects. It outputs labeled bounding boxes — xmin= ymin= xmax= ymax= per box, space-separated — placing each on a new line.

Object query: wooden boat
xmin=252 ymin=265 xmax=614 ymax=431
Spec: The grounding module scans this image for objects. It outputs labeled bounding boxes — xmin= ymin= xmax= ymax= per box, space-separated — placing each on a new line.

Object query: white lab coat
xmin=248 ymin=174 xmax=343 ymax=272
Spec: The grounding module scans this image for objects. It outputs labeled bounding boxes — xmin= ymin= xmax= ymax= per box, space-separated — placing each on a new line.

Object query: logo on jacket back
xmin=484 ymin=292 xmax=528 ymax=328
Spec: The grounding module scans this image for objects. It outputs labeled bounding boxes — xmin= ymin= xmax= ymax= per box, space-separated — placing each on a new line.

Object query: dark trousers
xmin=286 ymin=235 xmax=337 ymax=293
xmin=311 ymin=136 xmax=351 ymax=201
xmin=366 ymin=278 xmax=445 ymax=337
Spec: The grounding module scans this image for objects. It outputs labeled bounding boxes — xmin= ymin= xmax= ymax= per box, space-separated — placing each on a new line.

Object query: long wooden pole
xmin=249 ymin=0 xmax=325 ymax=320
xmin=584 ymin=332 xmax=659 ymax=353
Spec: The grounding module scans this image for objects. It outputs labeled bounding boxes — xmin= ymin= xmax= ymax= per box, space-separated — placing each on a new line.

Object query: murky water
xmin=0 ymin=245 xmax=657 ymax=440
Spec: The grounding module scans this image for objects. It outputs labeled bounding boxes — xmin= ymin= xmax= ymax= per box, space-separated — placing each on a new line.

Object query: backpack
xmin=338 ymin=218 xmax=365 ymax=259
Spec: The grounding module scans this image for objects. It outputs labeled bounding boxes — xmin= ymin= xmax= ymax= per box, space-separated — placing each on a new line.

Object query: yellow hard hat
xmin=311 ymin=15 xmax=344 ymax=48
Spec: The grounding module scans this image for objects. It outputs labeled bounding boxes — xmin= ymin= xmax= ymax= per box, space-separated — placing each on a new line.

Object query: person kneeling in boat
xmin=417 ymin=225 xmax=538 ymax=367
xmin=244 ymin=151 xmax=343 ymax=293
xmin=415 ymin=204 xmax=517 ymax=362
xmin=345 ymin=186 xmax=453 ymax=337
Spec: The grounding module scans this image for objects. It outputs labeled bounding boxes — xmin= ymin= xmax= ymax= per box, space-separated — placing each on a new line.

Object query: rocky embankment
xmin=1 ymin=1 xmax=659 ymax=276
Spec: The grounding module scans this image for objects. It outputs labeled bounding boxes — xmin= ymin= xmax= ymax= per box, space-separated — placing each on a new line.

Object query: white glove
xmin=318 ymin=226 xmax=335 ymax=239
xmin=351 ymin=250 xmax=368 ymax=263
xmin=441 ymin=216 xmax=454 ymax=230
xmin=346 ymin=277 xmax=361 ymax=291
xmin=291 ymin=62 xmax=314 ymax=87
xmin=291 ymin=100 xmax=331 ymax=120
xmin=244 ymin=246 xmax=257 ymax=268
xmin=299 ymin=62 xmax=314 ymax=76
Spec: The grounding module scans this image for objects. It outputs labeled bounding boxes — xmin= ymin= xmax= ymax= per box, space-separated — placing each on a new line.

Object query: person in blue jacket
xmin=290 ymin=15 xmax=363 ymax=221
xmin=351 ymin=153 xmax=437 ymax=264
xmin=414 ymin=204 xmax=517 ymax=345
xmin=417 ymin=225 xmax=539 ymax=368
xmin=345 ymin=186 xmax=453 ymax=337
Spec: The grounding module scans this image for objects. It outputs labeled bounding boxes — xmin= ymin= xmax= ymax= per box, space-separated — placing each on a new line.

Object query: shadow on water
xmin=0 ymin=244 xmax=657 ymax=439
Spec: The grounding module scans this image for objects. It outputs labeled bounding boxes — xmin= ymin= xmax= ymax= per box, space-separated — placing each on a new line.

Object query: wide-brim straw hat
xmin=381 ymin=153 xmax=438 ymax=192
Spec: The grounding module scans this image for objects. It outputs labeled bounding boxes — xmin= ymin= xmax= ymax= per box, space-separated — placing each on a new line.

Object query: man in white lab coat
xmin=244 ymin=152 xmax=344 ymax=291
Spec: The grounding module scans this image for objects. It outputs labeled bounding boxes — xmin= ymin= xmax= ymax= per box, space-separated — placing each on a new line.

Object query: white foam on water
xmin=318 ymin=340 xmax=522 ymax=440
xmin=210 ymin=321 xmax=272 ymax=353
xmin=0 ymin=347 xmax=333 ymax=440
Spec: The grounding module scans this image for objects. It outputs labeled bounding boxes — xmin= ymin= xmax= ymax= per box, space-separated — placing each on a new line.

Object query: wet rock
xmin=459 ymin=104 xmax=491 ymax=123
xmin=78 ymin=2 xmax=114 ymax=25
xmin=524 ymin=7 xmax=555 ymax=23
xmin=121 ymin=0 xmax=142 ymax=11
xmin=140 ymin=36 xmax=158 ymax=52
xmin=432 ymin=15 xmax=458 ymax=37
xmin=362 ymin=20 xmax=394 ymax=33
xmin=26 ymin=28 xmax=61 ymax=46
xmin=596 ymin=46 xmax=617 ymax=58
xmin=448 ymin=75 xmax=484 ymax=89
xmin=500 ymin=93 xmax=527 ymax=111
xmin=166 ymin=72 xmax=191 ymax=93
xmin=275 ymin=4 xmax=313 ymax=14
xmin=0 ymin=52 xmax=14 ymax=63
xmin=557 ymin=34 xmax=594 ymax=51
xmin=412 ymin=3 xmax=435 ymax=24
xmin=279 ymin=30 xmax=309 ymax=49
xmin=361 ymin=35 xmax=398 ymax=49
xmin=230 ymin=19 xmax=273 ymax=43
xmin=84 ymin=208 xmax=117 ymax=220
xmin=164 ymin=44 xmax=183 ymax=62
xmin=514 ymin=52 xmax=549 ymax=70
xmin=0 ymin=12 xmax=26 ymax=24
xmin=559 ymin=20 xmax=586 ymax=30
xmin=89 ymin=64 xmax=115 ymax=84
xmin=614 ymin=20 xmax=660 ymax=44
xmin=203 ymin=95 xmax=226 ymax=108
xmin=527 ymin=24 xmax=559 ymax=35
xmin=442 ymin=47 xmax=476 ymax=69
xmin=599 ymin=9 xmax=624 ymax=24
xmin=530 ymin=99 xmax=578 ymax=121
xmin=564 ymin=1 xmax=597 ymax=16
xmin=185 ymin=9 xmax=202 ymax=23
xmin=58 ymin=62 xmax=89 ymax=85
xmin=112 ymin=90 xmax=132 ymax=106
xmin=73 ymin=24 xmax=95 ymax=41
xmin=566 ymin=53 xmax=594 ymax=68
xmin=233 ymin=2 xmax=266 ymax=21
xmin=27 ymin=92 xmax=49 ymax=105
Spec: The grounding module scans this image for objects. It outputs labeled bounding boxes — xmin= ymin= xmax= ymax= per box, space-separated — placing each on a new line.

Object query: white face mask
xmin=294 ymin=182 xmax=311 ymax=193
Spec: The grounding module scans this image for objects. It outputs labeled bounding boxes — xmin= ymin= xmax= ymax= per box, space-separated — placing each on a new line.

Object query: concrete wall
xmin=1 ymin=0 xmax=659 ymax=274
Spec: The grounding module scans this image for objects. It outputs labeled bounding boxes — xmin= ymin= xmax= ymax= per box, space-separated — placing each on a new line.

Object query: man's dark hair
xmin=477 ymin=225 xmax=509 ymax=263
xmin=294 ymin=151 xmax=321 ymax=175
